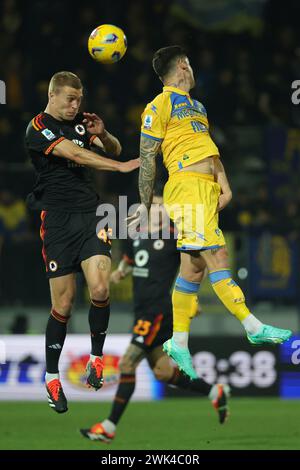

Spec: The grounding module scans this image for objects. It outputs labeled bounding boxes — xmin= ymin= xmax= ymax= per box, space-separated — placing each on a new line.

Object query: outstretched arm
xmin=52 ymin=139 xmax=139 ymax=173
xmin=139 ymin=135 xmax=161 ymax=211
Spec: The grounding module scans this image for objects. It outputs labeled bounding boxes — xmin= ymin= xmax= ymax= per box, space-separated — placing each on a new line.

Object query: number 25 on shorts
xmin=133 ymin=320 xmax=152 ymax=336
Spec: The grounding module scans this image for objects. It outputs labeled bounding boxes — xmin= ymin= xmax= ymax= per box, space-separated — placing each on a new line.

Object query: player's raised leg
xmin=46 ymin=273 xmax=76 ymax=413
xmin=80 ymin=344 xmax=145 ymax=442
xmin=163 ymin=253 xmax=206 ymax=379
xmin=149 ymin=347 xmax=230 ymax=424
xmin=200 ymin=246 xmax=292 ymax=344
xmin=81 ymin=254 xmax=111 ymax=390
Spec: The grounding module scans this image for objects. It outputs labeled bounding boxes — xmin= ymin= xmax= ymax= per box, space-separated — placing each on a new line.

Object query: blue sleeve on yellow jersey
xmin=140 ymin=93 xmax=170 ymax=142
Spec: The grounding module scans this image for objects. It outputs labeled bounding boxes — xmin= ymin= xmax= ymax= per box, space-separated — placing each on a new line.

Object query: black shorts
xmin=131 ymin=306 xmax=173 ymax=351
xmin=40 ymin=210 xmax=111 ymax=279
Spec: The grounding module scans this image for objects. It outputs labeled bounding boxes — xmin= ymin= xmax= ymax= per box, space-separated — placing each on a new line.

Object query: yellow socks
xmin=209 ymin=269 xmax=250 ymax=321
xmin=172 ymin=277 xmax=200 ymax=333
xmin=172 ymin=269 xmax=251 ymax=338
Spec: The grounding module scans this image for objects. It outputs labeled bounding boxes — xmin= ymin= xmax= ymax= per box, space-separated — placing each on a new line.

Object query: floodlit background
xmin=0 ymin=0 xmax=300 ymax=450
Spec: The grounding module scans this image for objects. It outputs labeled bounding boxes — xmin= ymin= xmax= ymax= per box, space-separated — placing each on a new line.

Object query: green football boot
xmin=247 ymin=324 xmax=292 ymax=345
xmin=163 ymin=338 xmax=198 ymax=379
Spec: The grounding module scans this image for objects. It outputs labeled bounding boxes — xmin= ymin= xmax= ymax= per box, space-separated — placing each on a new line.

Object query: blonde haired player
xmin=131 ymin=46 xmax=292 ymax=379
xmin=25 ymin=71 xmax=139 ymax=412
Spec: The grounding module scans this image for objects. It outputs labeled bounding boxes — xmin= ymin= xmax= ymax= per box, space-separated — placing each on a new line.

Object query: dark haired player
xmin=133 ymin=45 xmax=292 ymax=379
xmin=80 ymin=194 xmax=229 ymax=443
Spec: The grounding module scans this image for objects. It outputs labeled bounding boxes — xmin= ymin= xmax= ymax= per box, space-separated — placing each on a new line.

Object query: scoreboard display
xmin=166 ymin=336 xmax=300 ymax=398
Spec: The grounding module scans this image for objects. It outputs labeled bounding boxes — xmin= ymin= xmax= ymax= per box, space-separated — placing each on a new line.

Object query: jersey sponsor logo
xmin=153 ymin=240 xmax=164 ymax=250
xmin=133 ymin=267 xmax=149 ymax=278
xmin=174 ymin=107 xmax=207 ymax=121
xmin=75 ymin=124 xmax=86 ymax=135
xmin=49 ymin=260 xmax=58 ymax=272
xmin=72 ymin=139 xmax=84 ymax=147
xmin=174 ymin=102 xmax=187 ymax=109
xmin=42 ymin=128 xmax=56 ymax=141
xmin=143 ymin=115 xmax=153 ymax=129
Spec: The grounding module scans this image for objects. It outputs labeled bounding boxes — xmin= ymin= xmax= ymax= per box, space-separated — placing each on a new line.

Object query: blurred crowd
xmin=0 ymin=0 xmax=300 ymax=251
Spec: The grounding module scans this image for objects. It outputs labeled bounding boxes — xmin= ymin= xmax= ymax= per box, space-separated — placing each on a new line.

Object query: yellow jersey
xmin=141 ymin=86 xmax=219 ymax=175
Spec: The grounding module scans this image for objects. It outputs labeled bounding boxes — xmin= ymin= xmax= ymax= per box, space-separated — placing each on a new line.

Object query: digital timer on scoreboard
xmin=166 ymin=336 xmax=300 ymax=398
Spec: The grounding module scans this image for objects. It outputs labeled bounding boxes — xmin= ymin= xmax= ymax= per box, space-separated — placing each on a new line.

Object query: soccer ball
xmin=88 ymin=24 xmax=127 ymax=64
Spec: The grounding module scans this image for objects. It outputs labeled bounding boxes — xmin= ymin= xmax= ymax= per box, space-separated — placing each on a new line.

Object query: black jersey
xmin=25 ymin=112 xmax=99 ymax=212
xmin=124 ymin=230 xmax=180 ymax=313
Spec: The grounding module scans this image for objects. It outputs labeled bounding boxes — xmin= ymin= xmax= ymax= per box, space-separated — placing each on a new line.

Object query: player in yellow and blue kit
xmin=135 ymin=45 xmax=292 ymax=379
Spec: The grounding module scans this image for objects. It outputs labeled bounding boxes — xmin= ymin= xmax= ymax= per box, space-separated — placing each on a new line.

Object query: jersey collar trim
xmin=163 ymin=86 xmax=190 ymax=96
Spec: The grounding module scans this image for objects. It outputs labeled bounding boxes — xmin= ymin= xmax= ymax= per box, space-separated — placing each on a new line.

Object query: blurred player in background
xmin=134 ymin=46 xmax=292 ymax=379
xmin=25 ymin=71 xmax=139 ymax=413
xmin=80 ymin=189 xmax=229 ymax=443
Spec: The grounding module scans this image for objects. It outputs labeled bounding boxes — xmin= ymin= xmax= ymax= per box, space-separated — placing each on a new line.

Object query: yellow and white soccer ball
xmin=88 ymin=24 xmax=127 ymax=64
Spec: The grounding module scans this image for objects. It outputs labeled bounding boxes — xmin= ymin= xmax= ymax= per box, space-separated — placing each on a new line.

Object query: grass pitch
xmin=0 ymin=398 xmax=299 ymax=450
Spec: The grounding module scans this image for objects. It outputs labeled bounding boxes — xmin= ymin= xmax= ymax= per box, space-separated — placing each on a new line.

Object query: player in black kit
xmin=80 ymin=193 xmax=229 ymax=443
xmin=25 ymin=71 xmax=139 ymax=413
